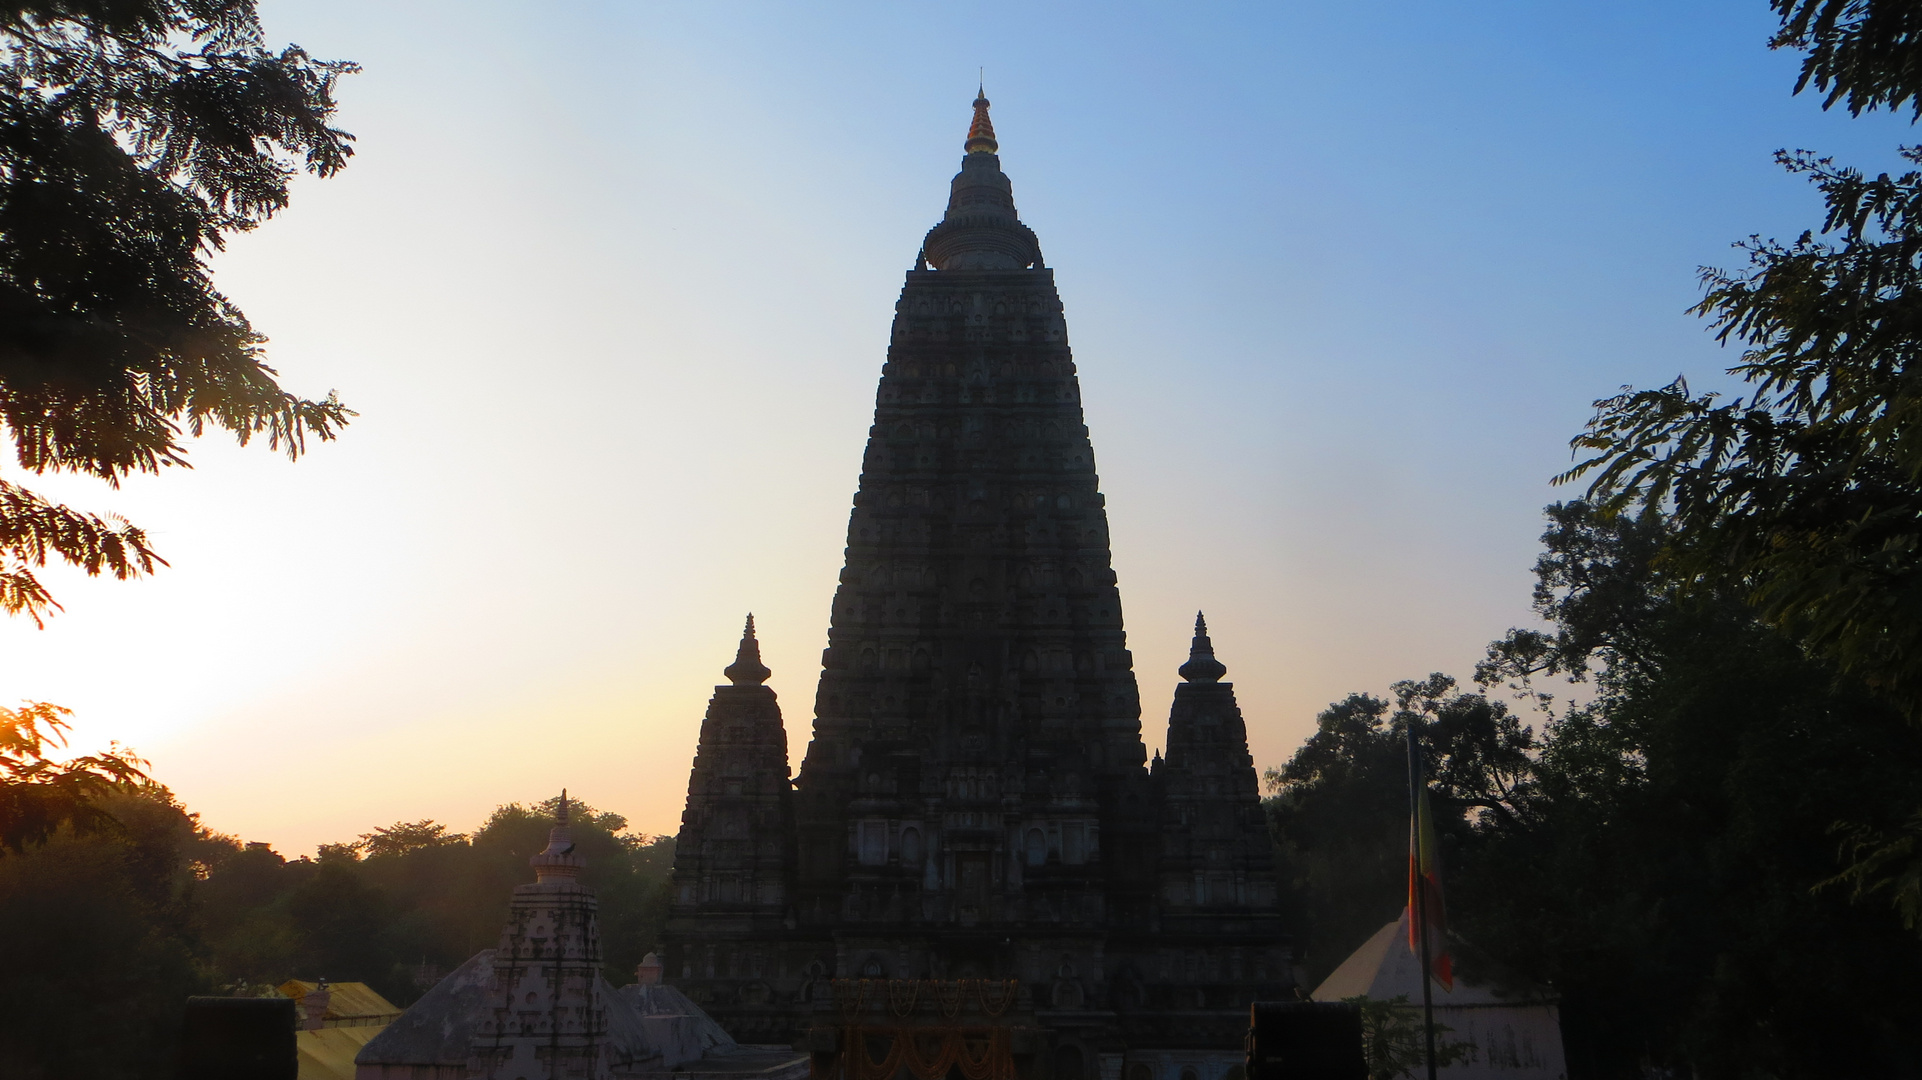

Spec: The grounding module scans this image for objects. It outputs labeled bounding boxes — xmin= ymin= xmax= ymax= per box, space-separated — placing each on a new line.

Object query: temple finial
xmin=1178 ymin=610 xmax=1227 ymax=683
xmin=965 ymin=88 xmax=998 ymax=155
xmin=724 ymin=613 xmax=772 ymax=686
xmin=531 ymin=788 xmax=583 ymax=882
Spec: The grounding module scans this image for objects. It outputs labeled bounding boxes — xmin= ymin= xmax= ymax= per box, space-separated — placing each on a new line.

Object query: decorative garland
xmin=889 ymin=978 xmax=921 ymax=1018
xmin=936 ymin=979 xmax=965 ymax=1018
xmin=829 ymin=977 xmax=1023 ymax=1020
xmin=833 ymin=979 xmax=870 ymax=1024
xmin=832 ymin=1026 xmax=1018 ymax=1080
xmin=979 ymin=979 xmax=1018 ymax=1017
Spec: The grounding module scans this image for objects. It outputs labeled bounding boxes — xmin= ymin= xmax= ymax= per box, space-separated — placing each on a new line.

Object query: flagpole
xmin=1407 ymin=723 xmax=1439 ymax=1080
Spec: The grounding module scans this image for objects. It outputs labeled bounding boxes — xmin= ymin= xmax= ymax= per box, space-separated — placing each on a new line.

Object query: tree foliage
xmin=1343 ymin=996 xmax=1472 ymax=1080
xmin=0 ymin=699 xmax=146 ymax=853
xmin=1566 ymin=149 xmax=1922 ymax=715
xmin=0 ymin=785 xmax=210 ymax=1080
xmin=1824 ymin=806 xmax=1922 ymax=928
xmin=1270 ymin=504 xmax=1922 ymax=1079
xmin=1471 ymin=503 xmax=1922 ymax=1077
xmin=1562 ymin=2 xmax=1922 ymax=715
xmin=1771 ymin=0 xmax=1922 ymax=118
xmin=188 ymin=796 xmax=675 ymax=1001
xmin=1263 ymin=678 xmax=1535 ymax=983
xmin=0 ymin=787 xmax=676 ymax=1078
xmin=357 ymin=818 xmax=466 ymax=859
xmin=0 ymin=0 xmax=356 ymax=622
xmin=1558 ymin=1 xmax=1922 ymax=984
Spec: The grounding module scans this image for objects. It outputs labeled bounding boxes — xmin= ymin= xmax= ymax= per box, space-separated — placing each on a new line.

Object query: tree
xmin=1563 ymin=3 xmax=1922 ymax=715
xmin=1263 ymin=679 xmax=1534 ymax=984
xmin=0 ymin=781 xmax=681 ymax=1076
xmin=0 ymin=0 xmax=356 ymax=622
xmin=1467 ymin=503 xmax=1922 ymax=1078
xmin=1343 ymin=996 xmax=1471 ymax=1080
xmin=180 ymin=795 xmax=678 ymax=1005
xmin=357 ymin=818 xmax=466 ymax=858
xmin=0 ymin=700 xmax=146 ymax=853
xmin=1564 ymin=4 xmax=1922 ymax=935
xmin=1770 ymin=0 xmax=1922 ymax=118
xmin=0 ymin=785 xmax=212 ymax=1079
xmin=1565 ymin=149 xmax=1922 ymax=715
xmin=1825 ymin=806 xmax=1922 ymax=928
xmin=1264 ymin=693 xmax=1410 ymax=982
xmin=1275 ymin=504 xmax=1922 ymax=1077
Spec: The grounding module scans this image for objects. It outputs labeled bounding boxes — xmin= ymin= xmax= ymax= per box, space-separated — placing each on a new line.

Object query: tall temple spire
xmin=665 ymin=94 xmax=1295 ymax=1058
xmin=724 ymin=613 xmax=771 ymax=686
xmin=921 ymin=90 xmax=1040 ymax=270
xmin=770 ymin=80 xmax=1161 ymax=1001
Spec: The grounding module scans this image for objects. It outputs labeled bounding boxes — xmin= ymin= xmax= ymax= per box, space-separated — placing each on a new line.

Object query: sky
xmin=4 ymin=1 xmax=1915 ymax=854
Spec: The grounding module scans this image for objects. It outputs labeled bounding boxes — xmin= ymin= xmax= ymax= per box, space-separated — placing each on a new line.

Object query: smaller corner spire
xmin=724 ymin=613 xmax=772 ymax=686
xmin=965 ymin=87 xmax=998 ymax=155
xmin=1178 ymin=610 xmax=1228 ymax=683
xmin=531 ymin=788 xmax=584 ymax=882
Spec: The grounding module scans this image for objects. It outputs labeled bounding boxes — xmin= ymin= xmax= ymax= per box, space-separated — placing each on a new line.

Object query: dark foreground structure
xmin=176 ymin=996 xmax=297 ymax=1080
xmin=663 ymin=94 xmax=1294 ymax=1080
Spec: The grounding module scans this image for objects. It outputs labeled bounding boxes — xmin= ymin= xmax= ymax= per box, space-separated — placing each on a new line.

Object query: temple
xmin=662 ymin=92 xmax=1292 ymax=1080
xmin=356 ymin=796 xmax=808 ymax=1080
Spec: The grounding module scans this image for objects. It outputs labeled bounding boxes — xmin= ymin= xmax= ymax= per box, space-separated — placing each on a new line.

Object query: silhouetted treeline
xmin=1266 ymin=503 xmax=1922 ymax=1080
xmin=0 ymin=793 xmax=671 ymax=1080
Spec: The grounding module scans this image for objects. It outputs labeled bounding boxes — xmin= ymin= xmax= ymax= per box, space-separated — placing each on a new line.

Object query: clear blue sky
xmin=3 ymin=1 xmax=1911 ymax=850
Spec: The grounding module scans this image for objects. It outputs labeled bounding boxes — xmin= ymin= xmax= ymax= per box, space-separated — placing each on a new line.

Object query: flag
xmin=1408 ymin=783 xmax=1454 ymax=990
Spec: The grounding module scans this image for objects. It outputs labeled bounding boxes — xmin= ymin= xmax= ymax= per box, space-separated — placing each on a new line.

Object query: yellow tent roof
xmin=276 ymin=980 xmax=402 ymax=1023
xmin=296 ymin=1025 xmax=382 ymax=1080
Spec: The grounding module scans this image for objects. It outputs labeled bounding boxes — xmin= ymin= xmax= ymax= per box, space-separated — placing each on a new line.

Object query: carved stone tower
xmin=664 ymin=93 xmax=1291 ymax=1079
xmin=788 ymin=84 xmax=1156 ymax=979
xmin=1138 ymin=615 xmax=1289 ymax=1054
xmin=667 ymin=616 xmax=798 ymax=1012
xmin=471 ymin=794 xmax=612 ymax=1080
